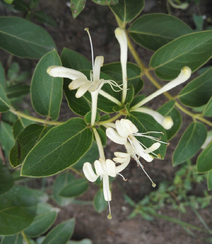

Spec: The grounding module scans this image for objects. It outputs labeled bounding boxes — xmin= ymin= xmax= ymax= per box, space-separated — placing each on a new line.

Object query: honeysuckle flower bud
xmin=133 ymin=107 xmax=174 ymax=130
xmin=131 ymin=66 xmax=192 ymax=110
xmin=115 ymin=27 xmax=128 ymax=104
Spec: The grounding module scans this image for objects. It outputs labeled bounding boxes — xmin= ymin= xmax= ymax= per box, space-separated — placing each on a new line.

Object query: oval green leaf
xmin=129 ymin=14 xmax=192 ymax=51
xmin=157 ymin=100 xmax=182 ymax=140
xmin=93 ymin=189 xmax=107 ymax=213
xmin=207 ymin=170 xmax=212 ymax=190
xmin=197 ymin=141 xmax=212 ymax=173
xmin=21 ymin=118 xmax=92 ymax=177
xmin=13 ymin=117 xmax=33 ymax=139
xmin=31 ymin=50 xmax=63 ymax=120
xmin=0 ymin=84 xmax=12 ymax=112
xmin=41 ymin=218 xmax=75 ymax=244
xmin=173 ymin=122 xmax=207 ymax=166
xmin=0 ymin=17 xmax=56 ymax=59
xmin=59 ymin=178 xmax=88 ymax=198
xmin=70 ymin=0 xmax=87 ymax=18
xmin=0 ymin=121 xmax=14 ymax=156
xmin=110 ymin=0 xmax=144 ymax=24
xmin=203 ymin=97 xmax=212 ymax=117
xmin=178 ymin=67 xmax=212 ymax=107
xmin=1 ymin=234 xmax=23 ymax=244
xmin=0 ymin=164 xmax=14 ymax=195
xmin=150 ymin=31 xmax=212 ymax=80
xmin=0 ymin=62 xmax=6 ymax=88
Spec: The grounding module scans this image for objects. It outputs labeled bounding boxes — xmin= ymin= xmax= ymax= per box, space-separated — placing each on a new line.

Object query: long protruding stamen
xmin=107 ymin=200 xmax=112 ymax=219
xmin=84 ymin=28 xmax=94 ymax=69
xmin=118 ymin=172 xmax=128 ymax=181
xmin=132 ymin=154 xmax=156 ymax=187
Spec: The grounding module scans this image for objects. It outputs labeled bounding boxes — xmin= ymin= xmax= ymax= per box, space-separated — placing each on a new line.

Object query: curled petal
xmin=47 ymin=66 xmax=87 ymax=80
xmin=93 ymin=56 xmax=104 ymax=82
xmin=94 ymin=160 xmax=104 ymax=176
xmin=106 ymin=128 xmax=127 ymax=145
xmin=68 ymin=78 xmax=86 ymax=90
xmin=105 ymin=159 xmax=116 ymax=177
xmin=83 ymin=162 xmax=98 ymax=182
xmin=145 ymin=142 xmax=161 ymax=154
xmin=75 ymin=81 xmax=93 ymax=98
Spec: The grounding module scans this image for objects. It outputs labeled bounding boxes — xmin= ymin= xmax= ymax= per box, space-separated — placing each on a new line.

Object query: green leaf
xmin=0 ymin=164 xmax=14 ymax=195
xmin=197 ymin=141 xmax=212 ymax=173
xmin=130 ymin=112 xmax=167 ymax=158
xmin=31 ymin=50 xmax=62 ymax=120
xmin=150 ymin=31 xmax=212 ymax=80
xmin=157 ymin=100 xmax=182 ymax=140
xmin=207 ymin=170 xmax=212 ymax=190
xmin=61 ymin=48 xmax=91 ymax=116
xmin=1 ymin=111 xmax=17 ymax=124
xmin=0 ymin=84 xmax=12 ymax=112
xmin=203 ymin=97 xmax=212 ymax=117
xmin=6 ymin=85 xmax=30 ymax=105
xmin=173 ymin=122 xmax=207 ymax=166
xmin=59 ymin=178 xmax=88 ymax=198
xmin=96 ymin=128 xmax=107 ymax=147
xmin=13 ymin=0 xmax=28 ymax=11
xmin=1 ymin=233 xmax=23 ymax=244
xmin=110 ymin=0 xmax=144 ymax=24
xmin=0 ymin=185 xmax=47 ymax=235
xmin=67 ymin=240 xmax=92 ymax=244
xmin=178 ymin=67 xmax=212 ymax=107
xmin=193 ymin=14 xmax=204 ymax=32
xmin=53 ymin=172 xmax=75 ymax=206
xmin=0 ymin=17 xmax=56 ymax=59
xmin=101 ymin=62 xmax=143 ymax=95
xmin=73 ymin=142 xmax=98 ymax=170
xmin=24 ymin=203 xmax=57 ymax=237
xmin=129 ymin=14 xmax=192 ymax=51
xmin=10 ymin=124 xmax=53 ymax=168
xmin=92 ymin=0 xmax=118 ymax=5
xmin=70 ymin=0 xmax=87 ymax=18
xmin=41 ymin=219 xmax=75 ymax=244
xmin=33 ymin=11 xmax=57 ymax=27
xmin=0 ymin=121 xmax=14 ymax=156
xmin=13 ymin=117 xmax=33 ymax=139
xmin=0 ymin=62 xmax=6 ymax=88
xmin=93 ymin=189 xmax=107 ymax=213
xmin=21 ymin=118 xmax=92 ymax=177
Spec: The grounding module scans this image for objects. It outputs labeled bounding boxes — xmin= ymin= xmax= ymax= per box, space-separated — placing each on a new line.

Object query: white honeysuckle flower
xmin=131 ymin=66 xmax=192 ymax=110
xmin=133 ymin=107 xmax=174 ymax=130
xmin=115 ymin=27 xmax=128 ymax=104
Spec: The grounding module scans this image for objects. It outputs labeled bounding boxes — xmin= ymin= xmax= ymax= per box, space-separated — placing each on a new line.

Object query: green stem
xmin=10 ymin=108 xmax=63 ymax=125
xmin=69 ymin=167 xmax=84 ymax=177
xmin=98 ymin=112 xmax=123 ymax=126
xmin=21 ymin=231 xmax=30 ymax=244
xmin=93 ymin=127 xmax=105 ymax=160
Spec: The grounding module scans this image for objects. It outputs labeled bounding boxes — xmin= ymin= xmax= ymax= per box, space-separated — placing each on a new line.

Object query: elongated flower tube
xmin=115 ymin=27 xmax=128 ymax=104
xmin=131 ymin=66 xmax=192 ymax=110
xmin=133 ymin=107 xmax=174 ymax=130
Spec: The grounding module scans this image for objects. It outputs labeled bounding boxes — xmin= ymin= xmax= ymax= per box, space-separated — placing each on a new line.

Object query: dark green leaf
xmin=193 ymin=14 xmax=204 ymax=32
xmin=0 ymin=164 xmax=14 ymax=195
xmin=0 ymin=17 xmax=56 ymax=59
xmin=29 ymin=0 xmax=40 ymax=9
xmin=13 ymin=117 xmax=33 ymax=139
xmin=70 ymin=0 xmax=86 ymax=18
xmin=7 ymin=62 xmax=19 ymax=81
xmin=96 ymin=128 xmax=107 ymax=147
xmin=3 ymin=0 xmax=14 ymax=3
xmin=110 ymin=0 xmax=144 ymax=23
xmin=101 ymin=62 xmax=143 ymax=95
xmin=59 ymin=178 xmax=88 ymax=197
xmin=129 ymin=14 xmax=192 ymax=51
xmin=130 ymin=94 xmax=145 ymax=107
xmin=73 ymin=142 xmax=99 ymax=170
xmin=0 ymin=84 xmax=12 ymax=112
xmin=173 ymin=122 xmax=207 ymax=166
xmin=13 ymin=0 xmax=28 ymax=11
xmin=1 ymin=111 xmax=16 ymax=124
xmin=130 ymin=112 xmax=167 ymax=158
xmin=125 ymin=85 xmax=134 ymax=104
xmin=197 ymin=141 xmax=212 ymax=173
xmin=41 ymin=219 xmax=75 ymax=244
xmin=0 ymin=185 xmax=47 ymax=235
xmin=92 ymin=0 xmax=118 ymax=5
xmin=53 ymin=172 xmax=75 ymax=206
xmin=150 ymin=31 xmax=212 ymax=80
xmin=33 ymin=11 xmax=57 ymax=27
xmin=207 ymin=170 xmax=212 ymax=190
xmin=93 ymin=189 xmax=107 ymax=212
xmin=31 ymin=50 xmax=63 ymax=120
xmin=84 ymin=111 xmax=100 ymax=124
xmin=21 ymin=118 xmax=93 ymax=177
xmin=1 ymin=233 xmax=23 ymax=244
xmin=0 ymin=62 xmax=6 ymax=88
xmin=203 ymin=97 xmax=212 ymax=117
xmin=178 ymin=67 xmax=212 ymax=107
xmin=0 ymin=121 xmax=14 ymax=156
xmin=6 ymin=85 xmax=30 ymax=105
xmin=24 ymin=203 xmax=57 ymax=237
xmin=157 ymin=100 xmax=182 ymax=140
xmin=10 ymin=124 xmax=53 ymax=168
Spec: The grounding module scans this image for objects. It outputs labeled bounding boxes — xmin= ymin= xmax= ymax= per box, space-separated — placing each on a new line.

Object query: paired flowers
xmin=47 ymin=26 xmax=192 ymax=218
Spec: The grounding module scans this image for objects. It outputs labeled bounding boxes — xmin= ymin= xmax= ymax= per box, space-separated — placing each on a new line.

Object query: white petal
xmin=115 ymin=157 xmax=130 ymax=173
xmin=145 ymin=142 xmax=161 ymax=154
xmin=75 ymin=81 xmax=92 ymax=98
xmin=115 ymin=120 xmax=127 ymax=137
xmin=83 ymin=162 xmax=98 ymax=182
xmin=162 ymin=116 xmax=174 ymax=130
xmin=93 ymin=56 xmax=104 ymax=82
xmin=106 ymin=128 xmax=127 ymax=145
xmin=47 ymin=66 xmax=87 ymax=80
xmin=68 ymin=78 xmax=86 ymax=90
xmin=102 ymin=175 xmax=111 ymax=201
xmin=105 ymin=159 xmax=116 ymax=177
xmin=94 ymin=160 xmax=104 ymax=176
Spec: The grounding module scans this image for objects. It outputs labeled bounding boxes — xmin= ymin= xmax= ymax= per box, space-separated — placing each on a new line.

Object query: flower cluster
xmin=47 ymin=26 xmax=192 ymax=218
